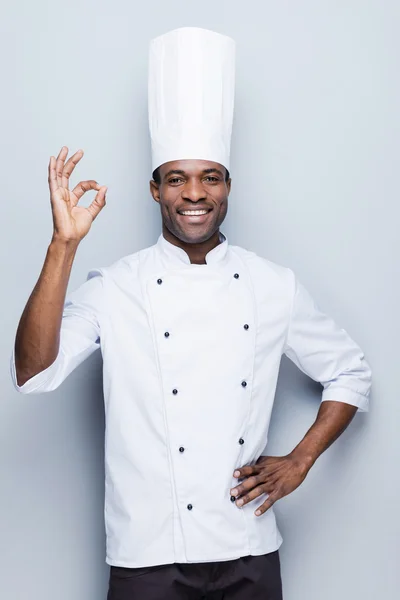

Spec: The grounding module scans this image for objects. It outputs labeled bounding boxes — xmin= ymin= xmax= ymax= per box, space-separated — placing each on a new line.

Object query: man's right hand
xmin=49 ymin=146 xmax=107 ymax=244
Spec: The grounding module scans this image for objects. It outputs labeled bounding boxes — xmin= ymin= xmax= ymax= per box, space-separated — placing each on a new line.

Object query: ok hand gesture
xmin=48 ymin=146 xmax=107 ymax=244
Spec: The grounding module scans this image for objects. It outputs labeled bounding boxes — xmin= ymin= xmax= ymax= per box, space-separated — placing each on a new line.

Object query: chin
xmin=178 ymin=228 xmax=215 ymax=245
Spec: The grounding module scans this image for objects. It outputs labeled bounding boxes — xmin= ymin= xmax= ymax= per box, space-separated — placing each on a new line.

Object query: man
xmin=11 ymin=27 xmax=372 ymax=600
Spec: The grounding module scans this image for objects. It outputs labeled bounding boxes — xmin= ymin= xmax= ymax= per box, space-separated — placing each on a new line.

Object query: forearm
xmin=289 ymin=400 xmax=358 ymax=469
xmin=14 ymin=237 xmax=79 ymax=386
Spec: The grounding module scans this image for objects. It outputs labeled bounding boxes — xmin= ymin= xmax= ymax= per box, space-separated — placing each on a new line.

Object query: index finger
xmin=70 ymin=179 xmax=101 ymax=205
xmin=233 ymin=465 xmax=257 ymax=479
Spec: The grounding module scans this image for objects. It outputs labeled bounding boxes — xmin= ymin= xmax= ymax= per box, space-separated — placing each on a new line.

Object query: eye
xmin=169 ymin=178 xmax=183 ymax=184
xmin=204 ymin=176 xmax=219 ymax=182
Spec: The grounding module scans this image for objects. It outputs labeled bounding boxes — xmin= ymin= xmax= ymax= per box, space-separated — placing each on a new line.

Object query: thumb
xmin=87 ymin=186 xmax=107 ymax=221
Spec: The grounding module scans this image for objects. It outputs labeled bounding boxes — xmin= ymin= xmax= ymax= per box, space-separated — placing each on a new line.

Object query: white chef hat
xmin=148 ymin=27 xmax=236 ymax=173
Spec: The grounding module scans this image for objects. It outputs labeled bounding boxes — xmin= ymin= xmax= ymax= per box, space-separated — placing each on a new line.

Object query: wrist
xmin=49 ymin=234 xmax=80 ymax=252
xmin=47 ymin=236 xmax=80 ymax=271
xmin=289 ymin=445 xmax=317 ymax=473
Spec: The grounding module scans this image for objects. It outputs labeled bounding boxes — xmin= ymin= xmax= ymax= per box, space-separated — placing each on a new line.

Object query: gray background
xmin=2 ymin=1 xmax=398 ymax=598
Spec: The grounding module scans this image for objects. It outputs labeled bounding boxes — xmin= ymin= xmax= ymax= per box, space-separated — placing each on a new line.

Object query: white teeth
xmin=180 ymin=210 xmax=208 ymax=216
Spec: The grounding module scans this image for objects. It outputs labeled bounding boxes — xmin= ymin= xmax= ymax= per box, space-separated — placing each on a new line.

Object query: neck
xmin=162 ymin=225 xmax=221 ymax=265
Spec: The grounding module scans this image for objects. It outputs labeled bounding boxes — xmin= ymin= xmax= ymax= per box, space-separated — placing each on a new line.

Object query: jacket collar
xmin=156 ymin=231 xmax=228 ymax=266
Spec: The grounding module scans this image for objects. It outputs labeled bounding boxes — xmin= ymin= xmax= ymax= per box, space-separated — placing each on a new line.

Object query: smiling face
xmin=150 ymin=159 xmax=231 ymax=246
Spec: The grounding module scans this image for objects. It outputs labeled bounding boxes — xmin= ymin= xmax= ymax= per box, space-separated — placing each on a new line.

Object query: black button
xmin=164 ymin=332 xmax=170 ymax=338
xmin=239 ymin=438 xmax=244 ymax=445
xmin=172 ymin=389 xmax=178 ymax=395
xmin=187 ymin=504 xmax=193 ymax=510
xmin=241 ymin=380 xmax=247 ymax=387
xmin=234 ymin=273 xmax=239 ymax=279
xmin=230 ymin=495 xmax=236 ymax=502
xmin=244 ymin=324 xmax=249 ymax=330
xmin=157 ymin=278 xmax=162 ymax=285
xmin=179 ymin=447 xmax=185 ymax=453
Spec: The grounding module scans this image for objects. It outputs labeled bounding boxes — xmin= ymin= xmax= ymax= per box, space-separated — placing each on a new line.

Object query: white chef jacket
xmin=10 ymin=232 xmax=372 ymax=568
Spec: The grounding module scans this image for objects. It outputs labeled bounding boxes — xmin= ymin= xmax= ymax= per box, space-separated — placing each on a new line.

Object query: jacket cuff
xmin=10 ymin=347 xmax=60 ymax=394
xmin=321 ymin=386 xmax=370 ymax=413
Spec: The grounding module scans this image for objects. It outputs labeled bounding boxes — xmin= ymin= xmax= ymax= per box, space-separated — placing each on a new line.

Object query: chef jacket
xmin=10 ymin=232 xmax=372 ymax=568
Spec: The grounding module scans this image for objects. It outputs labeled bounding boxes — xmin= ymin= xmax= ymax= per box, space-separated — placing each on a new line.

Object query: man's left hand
xmin=230 ymin=453 xmax=312 ymax=516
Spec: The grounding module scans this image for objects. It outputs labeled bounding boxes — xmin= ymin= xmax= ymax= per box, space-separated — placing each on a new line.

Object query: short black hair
xmin=152 ymin=165 xmax=230 ymax=185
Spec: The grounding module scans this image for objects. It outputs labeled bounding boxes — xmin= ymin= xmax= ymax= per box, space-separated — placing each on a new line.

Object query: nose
xmin=181 ymin=179 xmax=207 ymax=203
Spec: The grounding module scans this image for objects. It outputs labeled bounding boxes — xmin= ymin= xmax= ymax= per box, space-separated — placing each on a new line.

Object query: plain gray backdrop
xmin=2 ymin=1 xmax=398 ymax=598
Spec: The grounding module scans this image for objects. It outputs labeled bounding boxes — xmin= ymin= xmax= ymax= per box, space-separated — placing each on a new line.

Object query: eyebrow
xmin=163 ymin=168 xmax=224 ymax=179
xmin=163 ymin=169 xmax=186 ymax=179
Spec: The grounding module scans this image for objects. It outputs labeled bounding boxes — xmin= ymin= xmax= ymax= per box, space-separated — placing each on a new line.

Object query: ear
xmin=150 ymin=179 xmax=160 ymax=203
xmin=226 ymin=177 xmax=232 ymax=195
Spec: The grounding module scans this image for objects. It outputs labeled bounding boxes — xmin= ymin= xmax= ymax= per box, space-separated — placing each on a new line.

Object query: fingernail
xmin=237 ymin=499 xmax=244 ymax=507
xmin=230 ymin=489 xmax=238 ymax=496
xmin=255 ymin=510 xmax=261 ymax=516
xmin=234 ymin=471 xmax=240 ymax=477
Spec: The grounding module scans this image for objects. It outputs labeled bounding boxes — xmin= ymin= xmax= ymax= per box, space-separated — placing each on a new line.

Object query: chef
xmin=11 ymin=26 xmax=372 ymax=600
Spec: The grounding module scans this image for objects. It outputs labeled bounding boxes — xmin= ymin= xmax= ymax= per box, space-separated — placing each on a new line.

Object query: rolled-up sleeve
xmin=10 ymin=268 xmax=105 ymax=395
xmin=283 ymin=272 xmax=372 ymax=412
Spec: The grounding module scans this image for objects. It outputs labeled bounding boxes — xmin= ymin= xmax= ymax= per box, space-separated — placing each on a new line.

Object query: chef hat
xmin=148 ymin=27 xmax=236 ymax=173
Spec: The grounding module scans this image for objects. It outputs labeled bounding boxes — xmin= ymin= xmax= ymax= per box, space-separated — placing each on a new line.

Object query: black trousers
xmin=107 ymin=550 xmax=283 ymax=599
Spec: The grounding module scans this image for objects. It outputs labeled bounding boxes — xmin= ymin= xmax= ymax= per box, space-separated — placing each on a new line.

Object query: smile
xmin=178 ymin=209 xmax=210 ymax=216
